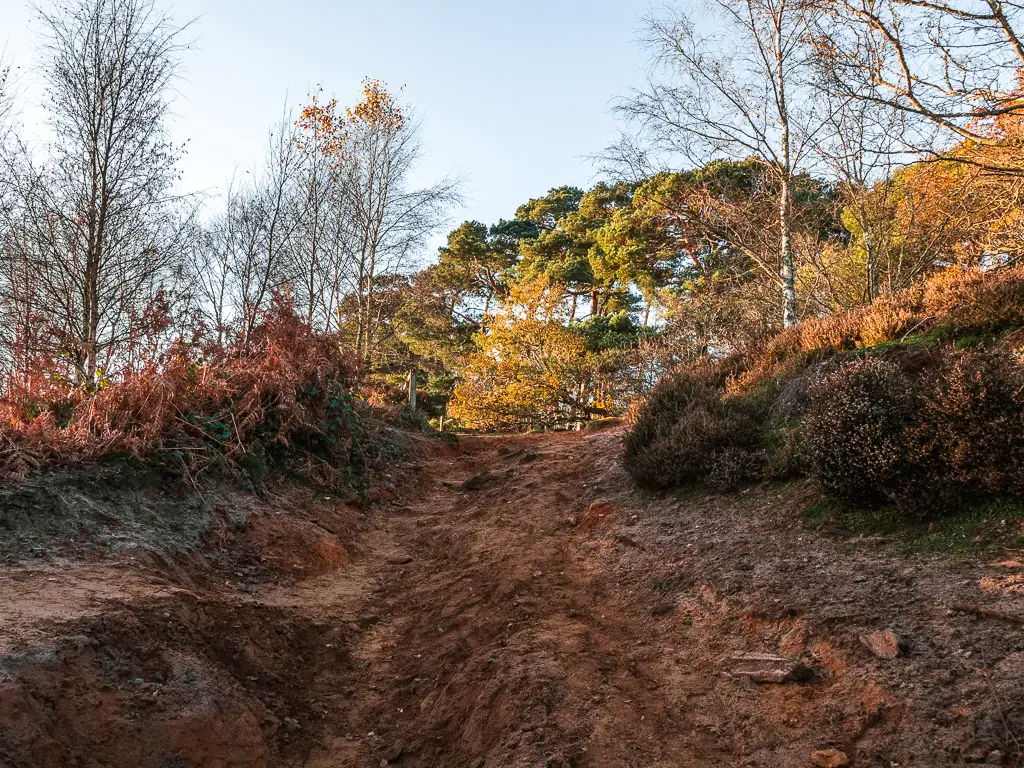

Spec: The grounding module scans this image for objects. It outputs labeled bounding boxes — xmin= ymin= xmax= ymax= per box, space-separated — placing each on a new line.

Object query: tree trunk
xmin=865 ymin=230 xmax=879 ymax=302
xmin=362 ymin=267 xmax=375 ymax=369
xmin=779 ymin=174 xmax=797 ymax=328
xmin=776 ymin=22 xmax=797 ymax=330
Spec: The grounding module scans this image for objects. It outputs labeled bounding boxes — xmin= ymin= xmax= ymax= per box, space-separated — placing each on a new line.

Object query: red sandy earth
xmin=0 ymin=428 xmax=1022 ymax=767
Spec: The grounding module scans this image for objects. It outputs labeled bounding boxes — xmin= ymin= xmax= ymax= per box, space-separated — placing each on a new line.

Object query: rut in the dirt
xmin=1 ymin=429 xmax=1024 ymax=768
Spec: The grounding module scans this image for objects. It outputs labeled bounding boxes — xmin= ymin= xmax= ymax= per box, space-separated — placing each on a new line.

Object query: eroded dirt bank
xmin=1 ymin=429 xmax=1023 ymax=767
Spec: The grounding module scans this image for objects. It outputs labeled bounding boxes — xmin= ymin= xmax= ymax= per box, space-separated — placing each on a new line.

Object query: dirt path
xmin=1 ymin=429 xmax=1024 ymax=767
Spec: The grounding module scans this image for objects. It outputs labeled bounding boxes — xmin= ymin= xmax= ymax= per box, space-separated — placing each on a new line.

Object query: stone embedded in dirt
xmin=811 ymin=748 xmax=850 ymax=767
xmin=779 ymin=624 xmax=808 ymax=657
xmin=385 ymin=554 xmax=414 ymax=565
xmin=615 ymin=534 xmax=641 ymax=549
xmin=860 ymin=629 xmax=903 ymax=659
xmin=575 ymin=500 xmax=617 ymax=532
xmin=729 ymin=652 xmax=813 ymax=683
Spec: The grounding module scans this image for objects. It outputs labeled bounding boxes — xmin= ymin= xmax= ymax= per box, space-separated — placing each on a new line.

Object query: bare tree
xmin=1 ymin=0 xmax=194 ymax=388
xmin=0 ymin=55 xmax=19 ymax=255
xmin=189 ymin=108 xmax=317 ymax=348
xmin=817 ymin=0 xmax=1024 ymax=170
xmin=812 ymin=89 xmax=910 ymax=300
xmin=290 ymin=93 xmax=349 ymax=330
xmin=189 ymin=83 xmax=458 ymax=363
xmin=618 ymin=0 xmax=828 ymax=327
xmin=189 ymin=180 xmax=241 ymax=346
xmin=232 ymin=114 xmax=304 ymax=342
xmin=336 ymin=81 xmax=460 ymax=366
xmin=0 ymin=58 xmax=11 ymax=130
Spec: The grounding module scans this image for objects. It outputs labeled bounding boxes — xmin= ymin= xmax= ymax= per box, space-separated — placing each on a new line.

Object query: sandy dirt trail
xmin=1 ymin=428 xmax=1024 ymax=767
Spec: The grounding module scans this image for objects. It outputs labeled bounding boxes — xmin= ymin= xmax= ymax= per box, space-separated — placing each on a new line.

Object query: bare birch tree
xmin=617 ymin=0 xmax=828 ymax=327
xmin=337 ymin=80 xmax=460 ymax=366
xmin=2 ymin=0 xmax=194 ymax=387
xmin=232 ymin=114 xmax=303 ymax=342
xmin=189 ymin=109 xmax=312 ymax=346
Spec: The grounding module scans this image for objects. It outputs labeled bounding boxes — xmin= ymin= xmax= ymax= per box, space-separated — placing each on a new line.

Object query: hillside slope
xmin=0 ymin=429 xmax=1022 ymax=766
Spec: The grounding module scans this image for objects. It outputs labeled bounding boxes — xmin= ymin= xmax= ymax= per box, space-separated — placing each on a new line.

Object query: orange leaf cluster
xmin=347 ymin=78 xmax=405 ymax=136
xmin=295 ymin=94 xmax=346 ymax=159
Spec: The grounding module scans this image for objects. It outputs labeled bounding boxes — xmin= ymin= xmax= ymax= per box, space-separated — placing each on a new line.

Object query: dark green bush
xmin=799 ymin=350 xmax=1024 ymax=512
xmin=909 ymin=350 xmax=1024 ymax=504
xmin=800 ymin=358 xmax=916 ymax=507
xmin=624 ymin=368 xmax=767 ymax=490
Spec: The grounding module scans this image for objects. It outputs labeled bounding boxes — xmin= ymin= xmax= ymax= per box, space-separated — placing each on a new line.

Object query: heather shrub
xmin=923 ymin=267 xmax=1024 ymax=334
xmin=857 ymin=300 xmax=920 ymax=348
xmin=623 ymin=367 xmax=720 ymax=488
xmin=623 ymin=268 xmax=1024 ymax=517
xmin=624 ymin=367 xmax=767 ymax=489
xmin=909 ymin=350 xmax=1024 ymax=504
xmin=800 ymin=309 xmax=865 ymax=351
xmin=706 ymin=444 xmax=765 ymax=490
xmin=799 ymin=358 xmax=915 ymax=507
xmin=799 ymin=349 xmax=1024 ymax=512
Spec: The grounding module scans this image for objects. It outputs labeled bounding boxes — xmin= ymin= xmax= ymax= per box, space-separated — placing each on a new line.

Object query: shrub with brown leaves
xmin=0 ymin=295 xmax=365 ymax=489
xmin=923 ymin=267 xmax=1024 ymax=334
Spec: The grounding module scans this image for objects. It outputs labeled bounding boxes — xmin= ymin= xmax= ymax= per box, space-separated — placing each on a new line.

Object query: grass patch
xmin=802 ymin=495 xmax=1024 ymax=555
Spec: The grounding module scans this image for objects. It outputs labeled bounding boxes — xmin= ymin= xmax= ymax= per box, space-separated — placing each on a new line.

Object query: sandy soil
xmin=0 ymin=428 xmax=1023 ymax=767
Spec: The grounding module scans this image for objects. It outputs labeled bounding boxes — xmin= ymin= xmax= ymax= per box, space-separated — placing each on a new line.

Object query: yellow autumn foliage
xmin=448 ymin=277 xmax=593 ymax=431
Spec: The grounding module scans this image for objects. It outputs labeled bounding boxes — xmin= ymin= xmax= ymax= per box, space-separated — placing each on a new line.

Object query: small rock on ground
xmin=860 ymin=628 xmax=902 ymax=659
xmin=729 ymin=652 xmax=813 ymax=684
xmin=811 ymin=748 xmax=850 ymax=767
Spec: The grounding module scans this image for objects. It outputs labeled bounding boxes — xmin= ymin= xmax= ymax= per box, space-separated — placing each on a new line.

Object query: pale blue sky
xmin=3 ymin=0 xmax=651 ymax=241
